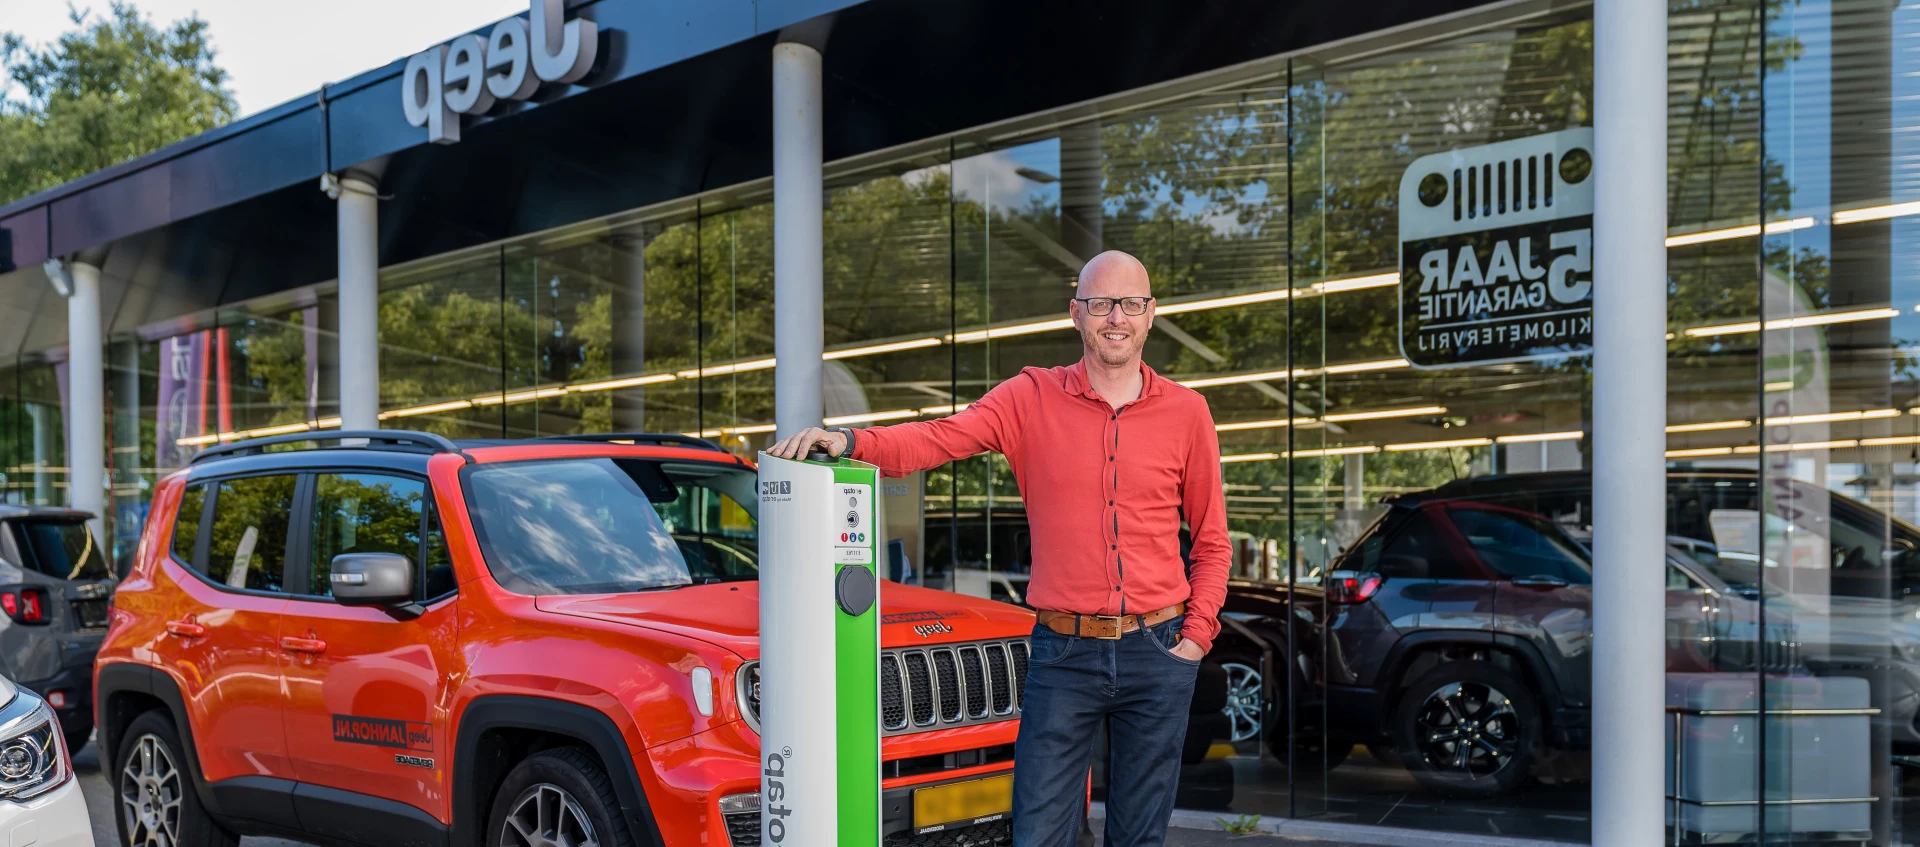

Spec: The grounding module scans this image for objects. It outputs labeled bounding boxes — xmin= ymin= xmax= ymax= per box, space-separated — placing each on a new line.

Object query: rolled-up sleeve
xmin=1178 ymin=398 xmax=1231 ymax=653
xmin=851 ymin=376 xmax=1025 ymax=478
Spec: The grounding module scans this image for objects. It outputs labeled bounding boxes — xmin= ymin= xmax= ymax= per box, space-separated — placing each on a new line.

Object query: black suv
xmin=1299 ymin=469 xmax=1920 ymax=797
xmin=0 ymin=506 xmax=113 ymax=752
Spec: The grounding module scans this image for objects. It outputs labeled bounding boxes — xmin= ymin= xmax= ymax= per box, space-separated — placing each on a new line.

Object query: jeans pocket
xmin=1146 ymin=617 xmax=1200 ymax=666
xmin=1028 ymin=625 xmax=1078 ymax=666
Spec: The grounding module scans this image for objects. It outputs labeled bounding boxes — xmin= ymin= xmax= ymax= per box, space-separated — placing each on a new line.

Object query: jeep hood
xmin=534 ymin=581 xmax=1035 ymax=659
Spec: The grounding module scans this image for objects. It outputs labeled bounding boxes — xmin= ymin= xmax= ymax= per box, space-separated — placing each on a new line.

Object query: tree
xmin=0 ymin=2 xmax=235 ymax=205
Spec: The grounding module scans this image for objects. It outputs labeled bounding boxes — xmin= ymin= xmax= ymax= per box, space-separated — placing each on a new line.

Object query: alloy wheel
xmin=119 ymin=734 xmax=182 ymax=847
xmin=1411 ymin=680 xmax=1519 ymax=776
xmin=499 ymin=783 xmax=600 ymax=847
xmin=1219 ymin=661 xmax=1264 ymax=742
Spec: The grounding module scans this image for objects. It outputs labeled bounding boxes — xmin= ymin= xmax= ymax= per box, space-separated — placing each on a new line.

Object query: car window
xmin=1450 ymin=507 xmax=1592 ymax=584
xmin=310 ymin=473 xmax=428 ymax=598
xmin=172 ymin=482 xmax=207 ymax=564
xmin=1666 ymin=562 xmax=1702 ymax=592
xmin=11 ymin=519 xmax=109 ymax=581
xmin=205 ymin=475 xmax=296 ymax=593
xmin=423 ymin=507 xmax=456 ymax=599
xmin=464 ymin=458 xmax=759 ymax=595
xmin=1346 ymin=510 xmax=1466 ymax=579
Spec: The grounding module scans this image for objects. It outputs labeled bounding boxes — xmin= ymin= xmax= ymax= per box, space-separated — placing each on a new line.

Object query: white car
xmin=0 ymin=674 xmax=91 ymax=847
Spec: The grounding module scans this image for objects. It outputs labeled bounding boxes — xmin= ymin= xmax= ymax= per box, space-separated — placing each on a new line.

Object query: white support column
xmin=773 ymin=40 xmax=824 ymax=438
xmin=1591 ymin=1 xmax=1667 ymax=844
xmin=336 ymin=175 xmax=381 ymax=431
xmin=66 ymin=260 xmax=105 ymax=544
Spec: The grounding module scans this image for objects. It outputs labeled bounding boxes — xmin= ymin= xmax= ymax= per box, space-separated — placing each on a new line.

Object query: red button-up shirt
xmin=852 ymin=361 xmax=1233 ymax=652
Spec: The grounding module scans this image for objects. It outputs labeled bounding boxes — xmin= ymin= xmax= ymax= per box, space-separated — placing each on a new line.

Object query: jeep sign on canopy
xmin=402 ymin=0 xmax=598 ymax=144
xmin=1398 ymin=128 xmax=1595 ymax=368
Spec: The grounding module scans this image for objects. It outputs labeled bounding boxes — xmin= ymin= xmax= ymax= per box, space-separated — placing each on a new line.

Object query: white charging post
xmin=757 ymin=451 xmax=882 ymax=847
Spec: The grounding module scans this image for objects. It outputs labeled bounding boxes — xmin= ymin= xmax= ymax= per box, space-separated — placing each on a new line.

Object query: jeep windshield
xmin=464 ymin=457 xmax=759 ymax=595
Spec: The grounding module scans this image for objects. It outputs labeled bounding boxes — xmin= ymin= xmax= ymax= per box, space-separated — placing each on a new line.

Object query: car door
xmin=1454 ymin=505 xmax=1594 ymax=708
xmin=164 ymin=474 xmax=298 ymax=786
xmin=279 ymin=470 xmax=460 ymax=824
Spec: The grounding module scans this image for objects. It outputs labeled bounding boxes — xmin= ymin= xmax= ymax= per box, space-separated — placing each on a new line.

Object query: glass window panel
xmin=205 ymin=474 xmax=295 ymax=593
xmin=309 ymin=472 xmax=427 ymax=597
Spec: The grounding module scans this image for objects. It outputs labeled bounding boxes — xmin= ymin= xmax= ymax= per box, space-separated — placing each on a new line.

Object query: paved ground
xmin=75 ymin=737 xmax=1360 ymax=847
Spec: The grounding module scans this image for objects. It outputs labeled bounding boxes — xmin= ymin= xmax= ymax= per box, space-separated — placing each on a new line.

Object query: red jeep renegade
xmin=95 ymin=431 xmax=1033 ymax=847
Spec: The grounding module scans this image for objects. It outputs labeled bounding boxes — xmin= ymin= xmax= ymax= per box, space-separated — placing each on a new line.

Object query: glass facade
xmin=1 ymin=0 xmax=1916 ymax=841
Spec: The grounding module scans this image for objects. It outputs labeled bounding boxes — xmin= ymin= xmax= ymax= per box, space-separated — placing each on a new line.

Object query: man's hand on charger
xmin=766 ymin=427 xmax=848 ymax=461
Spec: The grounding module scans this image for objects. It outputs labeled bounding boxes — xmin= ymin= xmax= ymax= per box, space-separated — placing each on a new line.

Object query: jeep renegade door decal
xmin=330 ymin=714 xmax=433 ymax=752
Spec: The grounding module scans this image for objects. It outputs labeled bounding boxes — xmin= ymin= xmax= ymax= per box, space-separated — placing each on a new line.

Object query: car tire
xmin=486 ymin=747 xmax=636 ymax=847
xmin=1391 ymin=660 xmax=1540 ymax=797
xmin=116 ymin=710 xmax=238 ymax=847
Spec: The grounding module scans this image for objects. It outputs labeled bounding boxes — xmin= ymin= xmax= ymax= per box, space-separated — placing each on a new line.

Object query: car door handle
xmin=1510 ymin=575 xmax=1569 ymax=588
xmin=280 ymin=636 xmax=328 ymax=654
xmin=165 ymin=620 xmax=205 ymax=638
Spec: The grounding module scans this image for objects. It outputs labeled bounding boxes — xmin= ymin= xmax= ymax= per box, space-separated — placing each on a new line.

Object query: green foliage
xmin=1218 ymin=814 xmax=1263 ymax=836
xmin=0 ymin=2 xmax=236 ymax=205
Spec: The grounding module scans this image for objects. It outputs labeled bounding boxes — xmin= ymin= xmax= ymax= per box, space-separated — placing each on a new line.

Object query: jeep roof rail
xmin=537 ymin=432 xmax=726 ymax=452
xmin=188 ymin=430 xmax=462 ymax=465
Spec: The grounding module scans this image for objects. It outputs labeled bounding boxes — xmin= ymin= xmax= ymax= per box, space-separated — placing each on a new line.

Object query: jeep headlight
xmin=0 ymin=700 xmax=68 ymax=801
xmin=737 ymin=661 xmax=761 ymax=732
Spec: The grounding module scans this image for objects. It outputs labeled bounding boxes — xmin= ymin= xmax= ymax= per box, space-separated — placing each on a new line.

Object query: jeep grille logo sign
xmin=402 ymin=0 xmax=598 ymax=144
xmin=1398 ymin=128 xmax=1595 ymax=367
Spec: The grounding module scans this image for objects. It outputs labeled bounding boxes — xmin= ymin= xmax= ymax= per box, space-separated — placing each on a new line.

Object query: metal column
xmin=66 ymin=261 xmax=105 ymax=544
xmin=773 ymin=40 xmax=824 ymax=438
xmin=1591 ymin=0 xmax=1668 ymax=844
xmin=336 ymin=175 xmax=381 ymax=431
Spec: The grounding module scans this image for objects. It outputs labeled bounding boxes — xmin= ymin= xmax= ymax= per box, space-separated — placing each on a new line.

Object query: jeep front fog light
xmin=0 ymin=702 xmax=68 ymax=801
xmin=719 ymin=792 xmax=761 ymax=814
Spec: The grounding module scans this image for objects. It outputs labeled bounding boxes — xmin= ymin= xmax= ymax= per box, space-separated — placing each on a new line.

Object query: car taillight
xmin=0 ymin=588 xmax=50 ymax=625
xmin=1326 ymin=571 xmax=1384 ymax=605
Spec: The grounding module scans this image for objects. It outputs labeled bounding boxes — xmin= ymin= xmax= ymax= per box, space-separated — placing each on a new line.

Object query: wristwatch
xmin=828 ymin=426 xmax=857 ymax=457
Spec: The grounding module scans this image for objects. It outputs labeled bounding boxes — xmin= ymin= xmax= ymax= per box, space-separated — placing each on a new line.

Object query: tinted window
xmin=172 ymin=483 xmax=207 ymax=564
xmin=310 ymin=473 xmax=427 ymax=597
xmin=1346 ymin=510 xmax=1467 ymax=579
xmin=205 ymin=475 xmax=296 ymax=593
xmin=423 ymin=508 xmax=455 ymax=599
xmin=11 ymin=520 xmax=108 ymax=580
xmin=1451 ymin=507 xmax=1592 ymax=584
xmin=465 ymin=459 xmax=759 ymax=595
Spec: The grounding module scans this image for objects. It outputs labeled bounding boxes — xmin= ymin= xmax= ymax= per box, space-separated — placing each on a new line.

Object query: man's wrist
xmin=829 ymin=426 xmax=857 ymax=457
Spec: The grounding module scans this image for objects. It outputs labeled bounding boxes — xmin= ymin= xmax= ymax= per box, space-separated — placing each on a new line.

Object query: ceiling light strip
xmin=1383 ymin=437 xmax=1493 ymax=452
xmin=1833 ymin=201 xmax=1920 ymax=225
xmin=1683 ymin=307 xmax=1900 ymax=338
xmin=1495 ymin=431 xmax=1584 ymax=444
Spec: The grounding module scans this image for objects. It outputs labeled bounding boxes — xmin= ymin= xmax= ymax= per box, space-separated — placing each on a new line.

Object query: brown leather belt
xmin=1035 ymin=603 xmax=1186 ymax=640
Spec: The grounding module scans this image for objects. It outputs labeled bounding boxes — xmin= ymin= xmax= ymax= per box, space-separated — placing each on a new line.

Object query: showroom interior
xmin=1 ymin=0 xmax=1917 ymax=842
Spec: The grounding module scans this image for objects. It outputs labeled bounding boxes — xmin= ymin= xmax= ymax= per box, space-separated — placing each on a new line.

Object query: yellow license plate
xmin=912 ymin=774 xmax=1014 ymax=833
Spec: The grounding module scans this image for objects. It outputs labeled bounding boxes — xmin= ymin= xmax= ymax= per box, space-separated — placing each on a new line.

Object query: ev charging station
xmin=756 ymin=452 xmax=883 ymax=847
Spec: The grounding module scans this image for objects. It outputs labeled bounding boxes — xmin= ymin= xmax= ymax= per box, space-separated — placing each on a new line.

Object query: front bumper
xmin=0 ymin=776 xmax=95 ymax=847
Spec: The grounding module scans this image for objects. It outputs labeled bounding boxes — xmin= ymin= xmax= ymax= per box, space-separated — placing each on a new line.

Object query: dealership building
xmin=2 ymin=0 xmax=1917 ymax=842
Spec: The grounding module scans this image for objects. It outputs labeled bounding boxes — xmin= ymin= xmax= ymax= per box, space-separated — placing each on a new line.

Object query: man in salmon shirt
xmin=768 ymin=249 xmax=1231 ymax=847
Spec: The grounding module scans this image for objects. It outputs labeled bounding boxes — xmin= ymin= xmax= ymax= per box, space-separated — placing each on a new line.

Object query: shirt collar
xmin=1065 ymin=360 xmax=1164 ymax=402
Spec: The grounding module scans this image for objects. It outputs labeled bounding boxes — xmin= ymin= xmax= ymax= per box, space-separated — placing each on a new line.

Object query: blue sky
xmin=0 ymin=0 xmax=523 ymax=117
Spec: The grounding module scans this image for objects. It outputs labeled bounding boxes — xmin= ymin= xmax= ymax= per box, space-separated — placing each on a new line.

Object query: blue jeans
xmin=1012 ymin=615 xmax=1200 ymax=847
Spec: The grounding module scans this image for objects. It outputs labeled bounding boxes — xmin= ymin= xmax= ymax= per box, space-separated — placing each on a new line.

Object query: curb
xmin=1089 ymin=803 xmax=1586 ymax=847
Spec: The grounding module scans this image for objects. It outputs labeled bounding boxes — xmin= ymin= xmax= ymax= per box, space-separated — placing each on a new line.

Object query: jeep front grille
xmin=738 ymin=638 xmax=1029 ymax=738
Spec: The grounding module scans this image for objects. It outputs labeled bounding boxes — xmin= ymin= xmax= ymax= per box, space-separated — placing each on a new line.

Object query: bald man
xmin=770 ymin=250 xmax=1231 ymax=847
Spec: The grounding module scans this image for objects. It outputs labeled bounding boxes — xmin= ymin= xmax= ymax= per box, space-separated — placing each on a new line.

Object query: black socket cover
xmin=835 ymin=565 xmax=876 ymax=617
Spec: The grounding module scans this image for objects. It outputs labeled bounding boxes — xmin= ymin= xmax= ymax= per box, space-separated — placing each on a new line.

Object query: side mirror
xmin=330 ymin=553 xmax=421 ymax=617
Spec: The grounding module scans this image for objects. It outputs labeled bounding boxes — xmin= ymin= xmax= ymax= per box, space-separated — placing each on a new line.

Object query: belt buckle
xmin=1088 ymin=614 xmax=1125 ymax=640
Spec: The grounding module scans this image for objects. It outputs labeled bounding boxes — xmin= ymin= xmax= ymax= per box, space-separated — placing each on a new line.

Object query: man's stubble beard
xmin=1082 ymin=325 xmax=1147 ymax=369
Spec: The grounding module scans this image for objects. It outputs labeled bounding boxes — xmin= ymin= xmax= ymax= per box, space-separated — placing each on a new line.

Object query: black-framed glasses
xmin=1073 ymin=296 xmax=1154 ymax=316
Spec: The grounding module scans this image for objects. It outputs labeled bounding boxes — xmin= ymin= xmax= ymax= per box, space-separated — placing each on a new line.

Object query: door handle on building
xmin=280 ymin=636 xmax=328 ymax=655
xmin=165 ymin=619 xmax=205 ymax=638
